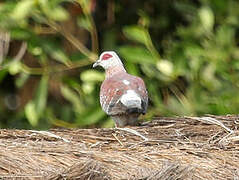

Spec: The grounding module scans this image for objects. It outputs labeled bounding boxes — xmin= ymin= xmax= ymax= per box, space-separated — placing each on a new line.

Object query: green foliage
xmin=25 ymin=75 xmax=48 ymax=126
xmin=119 ymin=46 xmax=157 ymax=64
xmin=123 ymin=26 xmax=149 ymax=45
xmin=0 ymin=0 xmax=239 ymax=129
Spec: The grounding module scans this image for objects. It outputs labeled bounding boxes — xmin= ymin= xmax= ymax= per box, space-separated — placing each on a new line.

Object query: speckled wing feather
xmin=100 ymin=72 xmax=148 ymax=115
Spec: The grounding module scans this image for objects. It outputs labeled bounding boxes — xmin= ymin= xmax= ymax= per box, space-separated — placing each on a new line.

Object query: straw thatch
xmin=0 ymin=115 xmax=239 ymax=180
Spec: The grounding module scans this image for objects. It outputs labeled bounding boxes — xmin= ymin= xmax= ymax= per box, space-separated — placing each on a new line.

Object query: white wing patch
xmin=122 ymin=79 xmax=130 ymax=85
xmin=120 ymin=90 xmax=141 ymax=109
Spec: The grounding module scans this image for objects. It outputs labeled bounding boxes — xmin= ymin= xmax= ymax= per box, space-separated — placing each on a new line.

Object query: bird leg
xmin=111 ymin=115 xmax=127 ymax=127
xmin=127 ymin=113 xmax=140 ymax=126
xmin=111 ymin=114 xmax=139 ymax=127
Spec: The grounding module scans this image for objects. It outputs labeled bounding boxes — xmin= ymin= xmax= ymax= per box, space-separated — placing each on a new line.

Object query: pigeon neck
xmin=105 ymin=66 xmax=126 ymax=78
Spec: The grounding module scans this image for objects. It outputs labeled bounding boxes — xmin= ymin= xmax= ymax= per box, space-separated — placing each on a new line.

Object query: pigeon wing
xmin=100 ymin=73 xmax=148 ymax=115
xmin=100 ymin=78 xmax=126 ymax=115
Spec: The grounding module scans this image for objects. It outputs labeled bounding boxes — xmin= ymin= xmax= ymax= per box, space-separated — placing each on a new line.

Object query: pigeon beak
xmin=93 ymin=60 xmax=100 ymax=68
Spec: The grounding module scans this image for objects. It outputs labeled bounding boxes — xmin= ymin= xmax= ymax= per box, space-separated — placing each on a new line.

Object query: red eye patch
xmin=102 ymin=53 xmax=113 ymax=60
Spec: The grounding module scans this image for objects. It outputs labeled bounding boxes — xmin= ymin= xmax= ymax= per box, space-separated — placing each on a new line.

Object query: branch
xmin=21 ymin=59 xmax=91 ymax=75
xmin=14 ymin=42 xmax=27 ymax=61
xmin=46 ymin=20 xmax=97 ymax=62
xmin=0 ymin=31 xmax=10 ymax=64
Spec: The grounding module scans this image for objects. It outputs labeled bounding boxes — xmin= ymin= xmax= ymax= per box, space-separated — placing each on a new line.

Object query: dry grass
xmin=0 ymin=115 xmax=239 ymax=179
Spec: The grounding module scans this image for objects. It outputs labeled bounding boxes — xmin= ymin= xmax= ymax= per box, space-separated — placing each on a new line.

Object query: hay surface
xmin=0 ymin=115 xmax=239 ymax=179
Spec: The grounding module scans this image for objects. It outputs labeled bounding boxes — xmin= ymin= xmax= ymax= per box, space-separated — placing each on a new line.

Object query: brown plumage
xmin=93 ymin=51 xmax=148 ymax=127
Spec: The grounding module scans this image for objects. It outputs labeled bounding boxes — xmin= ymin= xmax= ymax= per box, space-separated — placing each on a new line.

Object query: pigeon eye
xmin=102 ymin=53 xmax=113 ymax=61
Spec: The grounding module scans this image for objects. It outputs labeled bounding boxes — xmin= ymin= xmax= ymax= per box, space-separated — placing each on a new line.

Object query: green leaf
xmin=31 ymin=47 xmax=43 ymax=56
xmin=199 ymin=7 xmax=214 ymax=32
xmin=48 ymin=6 xmax=69 ymax=21
xmin=61 ymin=85 xmax=84 ymax=112
xmin=10 ymin=0 xmax=35 ymax=21
xmin=10 ymin=28 xmax=32 ymax=40
xmin=201 ymin=64 xmax=221 ymax=90
xmin=80 ymin=70 xmax=104 ymax=82
xmin=35 ymin=75 xmax=48 ymax=115
xmin=123 ymin=25 xmax=149 ymax=45
xmin=16 ymin=73 xmax=29 ymax=88
xmin=156 ymin=60 xmax=174 ymax=76
xmin=42 ymin=42 xmax=71 ymax=66
xmin=118 ymin=46 xmax=158 ymax=64
xmin=82 ymin=82 xmax=94 ymax=94
xmin=25 ymin=101 xmax=38 ymax=127
xmin=39 ymin=1 xmax=69 ymax=21
xmin=77 ymin=0 xmax=91 ymax=14
xmin=51 ymin=49 xmax=70 ymax=66
xmin=8 ymin=61 xmax=22 ymax=75
xmin=77 ymin=15 xmax=92 ymax=31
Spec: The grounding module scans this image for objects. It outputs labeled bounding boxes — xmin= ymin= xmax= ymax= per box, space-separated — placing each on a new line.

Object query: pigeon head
xmin=93 ymin=51 xmax=124 ymax=70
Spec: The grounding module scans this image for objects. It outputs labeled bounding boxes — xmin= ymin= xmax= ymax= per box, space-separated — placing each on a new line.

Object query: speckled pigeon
xmin=93 ymin=51 xmax=148 ymax=127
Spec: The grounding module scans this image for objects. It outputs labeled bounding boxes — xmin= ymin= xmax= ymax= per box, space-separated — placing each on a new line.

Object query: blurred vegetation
xmin=0 ymin=0 xmax=239 ymax=129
